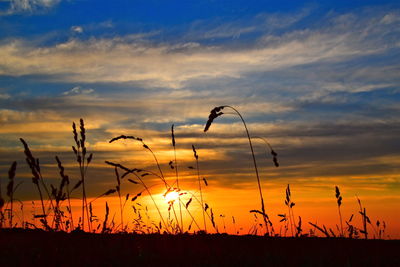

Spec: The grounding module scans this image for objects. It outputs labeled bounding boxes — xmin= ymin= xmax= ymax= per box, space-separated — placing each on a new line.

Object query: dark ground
xmin=0 ymin=229 xmax=399 ymax=266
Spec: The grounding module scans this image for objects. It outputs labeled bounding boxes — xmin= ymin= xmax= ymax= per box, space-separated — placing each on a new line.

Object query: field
xmin=1 ymin=229 xmax=399 ymax=266
xmin=0 ymin=109 xmax=399 ymax=266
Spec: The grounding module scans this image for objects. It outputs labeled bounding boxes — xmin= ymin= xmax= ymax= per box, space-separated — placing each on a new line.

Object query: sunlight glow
xmin=164 ymin=191 xmax=180 ymax=203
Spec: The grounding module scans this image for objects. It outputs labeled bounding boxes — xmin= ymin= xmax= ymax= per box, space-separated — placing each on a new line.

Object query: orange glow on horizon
xmin=9 ymin=180 xmax=399 ymax=239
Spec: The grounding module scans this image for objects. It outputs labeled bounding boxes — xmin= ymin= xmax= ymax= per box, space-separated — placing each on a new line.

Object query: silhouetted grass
xmin=0 ymin=111 xmax=393 ymax=242
xmin=204 ymin=105 xmax=271 ymax=235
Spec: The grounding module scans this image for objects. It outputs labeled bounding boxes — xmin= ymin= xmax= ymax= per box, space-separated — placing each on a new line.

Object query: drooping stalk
xmin=134 ymin=173 xmax=170 ymax=233
xmin=109 ymin=135 xmax=182 ymax=232
xmin=20 ymin=138 xmax=50 ymax=228
xmin=204 ymin=106 xmax=269 ymax=235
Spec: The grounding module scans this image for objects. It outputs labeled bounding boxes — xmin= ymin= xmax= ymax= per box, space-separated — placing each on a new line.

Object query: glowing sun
xmin=164 ymin=191 xmax=179 ymax=203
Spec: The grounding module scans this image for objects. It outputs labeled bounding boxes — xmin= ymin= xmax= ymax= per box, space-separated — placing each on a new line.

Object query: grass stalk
xmin=335 ymin=186 xmax=344 ymax=237
xmin=204 ymin=105 xmax=269 ymax=235
xmin=192 ymin=145 xmax=207 ymax=232
xmin=7 ymin=162 xmax=17 ymax=228
xmin=171 ymin=125 xmax=183 ymax=232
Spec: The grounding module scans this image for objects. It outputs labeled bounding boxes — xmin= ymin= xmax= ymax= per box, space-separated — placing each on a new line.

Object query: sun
xmin=164 ymin=191 xmax=180 ymax=203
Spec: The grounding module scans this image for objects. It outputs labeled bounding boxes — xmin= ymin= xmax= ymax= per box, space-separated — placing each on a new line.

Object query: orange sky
xmin=7 ymin=171 xmax=399 ymax=238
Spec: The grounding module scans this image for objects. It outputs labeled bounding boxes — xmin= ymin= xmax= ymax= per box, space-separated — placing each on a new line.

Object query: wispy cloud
xmin=0 ymin=0 xmax=61 ymax=15
xmin=0 ymin=93 xmax=10 ymax=99
xmin=0 ymin=6 xmax=400 ymax=207
xmin=70 ymin=26 xmax=83 ymax=34
xmin=0 ymin=9 xmax=398 ymax=89
xmin=62 ymin=85 xmax=94 ymax=96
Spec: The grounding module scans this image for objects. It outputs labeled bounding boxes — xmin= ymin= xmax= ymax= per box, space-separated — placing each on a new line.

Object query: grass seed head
xmin=204 ymin=106 xmax=225 ymax=132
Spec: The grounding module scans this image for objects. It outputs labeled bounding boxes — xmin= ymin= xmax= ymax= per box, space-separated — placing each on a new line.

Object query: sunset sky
xmin=0 ymin=0 xmax=399 ymax=236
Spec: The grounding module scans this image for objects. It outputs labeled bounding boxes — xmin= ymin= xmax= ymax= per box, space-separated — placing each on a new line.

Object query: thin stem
xmin=133 ymin=173 xmax=170 ymax=234
xmin=225 ymin=105 xmax=269 ymax=235
xmin=66 ymin=184 xmax=74 ymax=230
xmin=288 ymin=206 xmax=294 ymax=236
xmin=338 ymin=206 xmax=344 ymax=237
xmin=37 ymin=173 xmax=55 ymax=218
xmin=118 ymin=189 xmax=123 ymax=231
xmin=290 ymin=207 xmax=296 ymax=237
xmin=144 ymin=144 xmax=182 ymax=232
xmin=196 ymin=158 xmax=207 ymax=232
xmin=173 ymin=144 xmax=183 ymax=232
xmin=171 ymin=204 xmax=182 ymax=233
xmin=9 ymin=192 xmax=13 ymax=228
xmin=36 ymin=184 xmax=48 ymax=228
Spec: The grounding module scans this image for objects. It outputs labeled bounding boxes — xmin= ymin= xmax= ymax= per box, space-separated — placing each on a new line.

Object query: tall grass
xmin=357 ymin=196 xmax=370 ymax=239
xmin=53 ymin=156 xmax=69 ymax=231
xmin=6 ymin=162 xmax=17 ymax=228
xmin=105 ymin=161 xmax=171 ymax=233
xmin=204 ymin=105 xmax=270 ymax=235
xmin=285 ymin=184 xmax=296 ymax=237
xmin=20 ymin=138 xmax=53 ymax=229
xmin=72 ymin=119 xmax=93 ymax=232
xmin=171 ymin=125 xmax=183 ymax=232
xmin=192 ymin=144 xmax=207 ymax=232
xmin=0 ymin=117 xmax=389 ymax=239
xmin=335 ymin=186 xmax=344 ymax=237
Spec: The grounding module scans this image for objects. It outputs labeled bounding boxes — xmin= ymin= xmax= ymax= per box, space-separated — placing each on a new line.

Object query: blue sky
xmin=0 ymin=0 xmax=399 ymax=223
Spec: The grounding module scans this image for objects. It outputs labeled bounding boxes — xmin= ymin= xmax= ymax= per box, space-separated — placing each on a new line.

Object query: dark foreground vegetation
xmin=0 ymin=229 xmax=399 ymax=266
xmin=1 ymin=106 xmax=399 ymax=266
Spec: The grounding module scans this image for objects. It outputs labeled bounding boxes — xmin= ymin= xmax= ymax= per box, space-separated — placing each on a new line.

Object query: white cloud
xmin=62 ymin=86 xmax=94 ymax=96
xmin=71 ymin=26 xmax=84 ymax=34
xmin=0 ymin=0 xmax=61 ymax=15
xmin=0 ymin=9 xmax=397 ymax=91
xmin=0 ymin=32 xmax=387 ymax=88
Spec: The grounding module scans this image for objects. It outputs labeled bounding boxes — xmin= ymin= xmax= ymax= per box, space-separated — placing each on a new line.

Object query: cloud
xmin=0 ymin=8 xmax=398 ymax=92
xmin=0 ymin=0 xmax=61 ymax=15
xmin=0 ymin=16 xmax=395 ymax=89
xmin=71 ymin=26 xmax=84 ymax=34
xmin=380 ymin=12 xmax=400 ymax=24
xmin=185 ymin=8 xmax=311 ymax=41
xmin=62 ymin=86 xmax=94 ymax=96
xmin=0 ymin=7 xmax=399 ymax=199
xmin=0 ymin=93 xmax=11 ymax=99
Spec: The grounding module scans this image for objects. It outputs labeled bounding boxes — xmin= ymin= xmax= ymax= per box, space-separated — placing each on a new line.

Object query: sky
xmin=0 ymin=0 xmax=399 ymax=236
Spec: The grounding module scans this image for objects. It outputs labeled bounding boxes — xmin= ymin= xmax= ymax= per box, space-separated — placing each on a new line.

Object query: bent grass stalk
xmin=109 ymin=134 xmax=184 ymax=233
xmin=20 ymin=138 xmax=53 ymax=228
xmin=204 ymin=105 xmax=269 ymax=235
xmin=105 ymin=161 xmax=171 ymax=233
